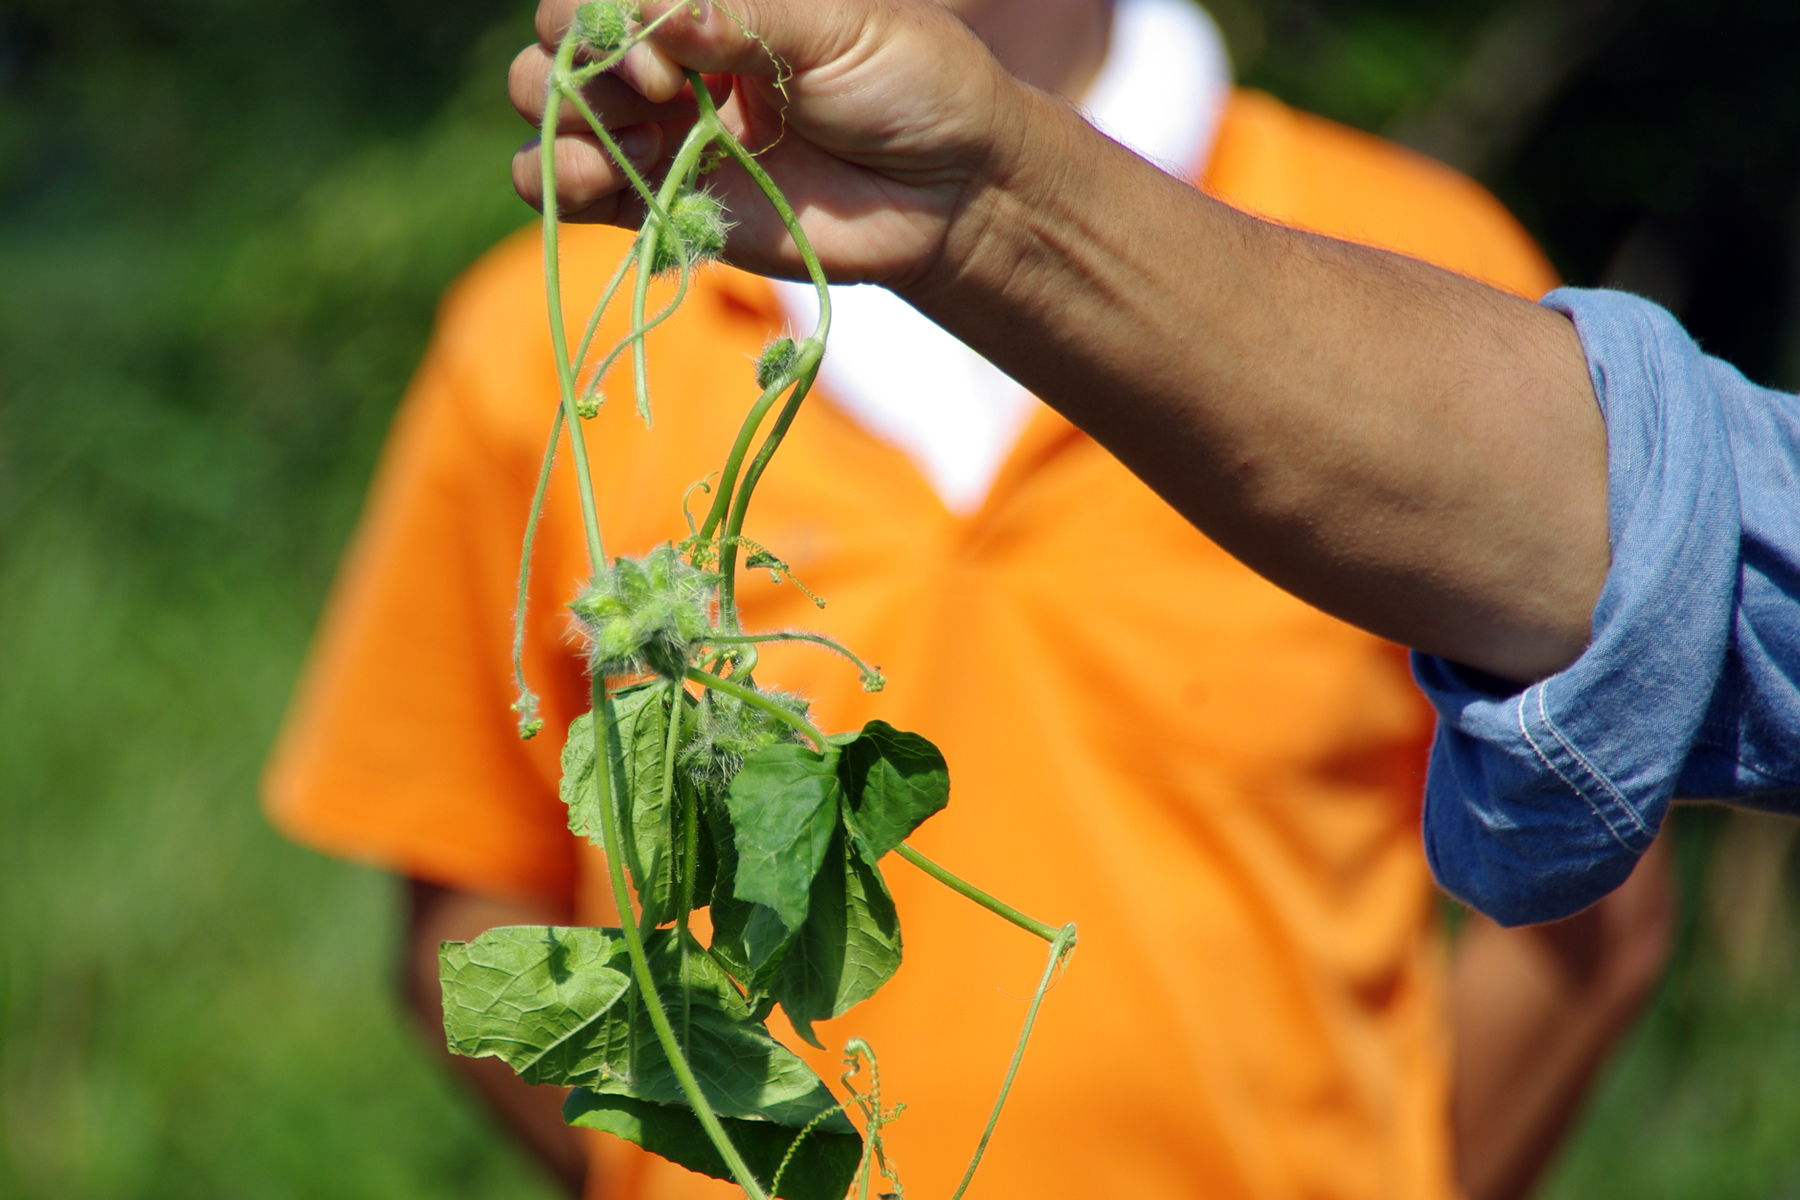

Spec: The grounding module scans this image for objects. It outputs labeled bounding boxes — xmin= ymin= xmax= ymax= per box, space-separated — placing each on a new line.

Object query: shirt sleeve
xmin=1412 ymin=287 xmax=1746 ymax=926
xmin=261 ymin=299 xmax=584 ymax=906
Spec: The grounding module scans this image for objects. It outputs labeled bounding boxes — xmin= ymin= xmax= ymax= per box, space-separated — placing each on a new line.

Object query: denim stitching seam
xmin=1535 ymin=685 xmax=1654 ymax=845
xmin=1515 ymin=686 xmax=1640 ymax=854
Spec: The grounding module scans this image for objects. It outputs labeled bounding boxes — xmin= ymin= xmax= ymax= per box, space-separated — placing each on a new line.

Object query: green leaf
xmin=706 ymin=910 xmax=794 ymax=1013
xmin=726 ymin=743 xmax=843 ymax=932
xmin=678 ymin=771 xmax=718 ymax=918
xmin=742 ymin=905 xmax=797 ymax=976
xmin=564 ymin=1091 xmax=861 ymax=1200
xmin=697 ymin=772 xmax=780 ymax=996
xmin=640 ymin=925 xmax=749 ymax=1018
xmin=439 ymin=925 xmax=632 ymax=1087
xmin=701 ymin=793 xmax=750 ymax=956
xmin=589 ymin=931 xmax=854 ymax=1133
xmin=772 ymin=826 xmax=902 ymax=1048
xmin=838 ymin=720 xmax=949 ymax=860
xmin=443 ymin=928 xmax=852 ymax=1135
xmin=562 ymin=684 xmax=680 ymax=925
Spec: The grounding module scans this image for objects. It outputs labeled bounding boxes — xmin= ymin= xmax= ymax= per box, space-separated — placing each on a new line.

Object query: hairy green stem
xmin=655 ymin=679 xmax=693 ymax=1049
xmin=686 ymin=73 xmax=834 ymax=631
xmin=590 ymin=675 xmax=770 ymax=1200
xmin=540 ymin=31 xmax=607 ymax=572
xmin=949 ymin=923 xmax=1078 ymax=1200
xmin=561 ymin=84 xmax=691 ymax=416
xmin=700 ymin=97 xmax=833 ymax=321
xmin=704 ymin=630 xmax=883 ymax=688
xmin=695 ymin=373 xmax=795 ymax=543
xmin=570 ymin=248 xmax=638 ymax=406
xmin=580 ymin=262 xmax=691 ymax=413
xmin=719 ymin=359 xmax=819 ymax=623
xmin=554 ymin=0 xmax=694 ymax=401
xmin=562 ymin=85 xmax=670 ymax=219
xmin=684 ymin=667 xmax=826 ymax=751
xmin=677 ymin=749 xmax=700 ymax=1051
xmin=509 ymin=403 xmax=565 ymax=734
xmin=895 ymin=844 xmax=1063 ymax=944
xmin=630 ymin=122 xmax=718 ymax=422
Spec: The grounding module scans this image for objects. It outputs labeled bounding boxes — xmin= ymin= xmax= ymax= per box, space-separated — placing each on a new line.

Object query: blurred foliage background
xmin=1 ymin=0 xmax=1797 ymax=1197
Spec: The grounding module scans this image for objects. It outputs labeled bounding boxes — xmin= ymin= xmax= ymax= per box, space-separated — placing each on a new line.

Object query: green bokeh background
xmin=1 ymin=1 xmax=1796 ymax=1196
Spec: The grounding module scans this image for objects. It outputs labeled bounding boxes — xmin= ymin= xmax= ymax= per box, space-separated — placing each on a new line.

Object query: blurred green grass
xmin=1 ymin=0 xmax=1797 ymax=1196
xmin=0 ymin=1 xmax=566 ymax=1194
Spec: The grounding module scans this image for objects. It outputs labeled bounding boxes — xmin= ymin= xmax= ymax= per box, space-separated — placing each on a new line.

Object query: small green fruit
xmin=754 ymin=337 xmax=798 ymax=390
xmin=571 ymin=1 xmax=636 ymax=55
xmin=651 ymin=189 xmax=730 ymax=275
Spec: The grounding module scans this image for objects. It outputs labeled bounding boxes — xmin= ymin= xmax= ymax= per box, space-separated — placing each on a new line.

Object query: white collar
xmin=773 ymin=0 xmax=1231 ymax=514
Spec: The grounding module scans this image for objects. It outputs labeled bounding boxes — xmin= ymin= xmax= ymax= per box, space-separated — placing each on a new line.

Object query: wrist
xmin=901 ymin=76 xmax=1080 ymax=306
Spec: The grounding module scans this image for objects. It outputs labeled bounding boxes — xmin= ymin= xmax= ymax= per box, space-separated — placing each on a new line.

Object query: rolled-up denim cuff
xmin=1415 ymin=288 xmax=1741 ymax=925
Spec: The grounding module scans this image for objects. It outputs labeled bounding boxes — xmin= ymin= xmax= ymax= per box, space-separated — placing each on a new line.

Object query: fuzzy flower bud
xmin=754 ymin=337 xmax=798 ymax=390
xmin=511 ymin=692 xmax=545 ymax=740
xmin=569 ymin=543 xmax=719 ymax=679
xmin=571 ymin=1 xmax=636 ymax=55
xmin=650 ymin=189 xmax=730 ymax=275
xmin=678 ymin=687 xmax=810 ymax=797
xmin=575 ymin=390 xmax=602 ymax=420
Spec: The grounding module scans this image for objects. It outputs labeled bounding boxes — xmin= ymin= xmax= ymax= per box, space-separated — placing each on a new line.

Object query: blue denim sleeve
xmin=1411 ymin=287 xmax=1800 ymax=926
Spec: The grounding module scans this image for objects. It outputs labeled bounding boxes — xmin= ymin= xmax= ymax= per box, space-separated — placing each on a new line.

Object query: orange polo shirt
xmin=266 ymin=90 xmax=1556 ymax=1200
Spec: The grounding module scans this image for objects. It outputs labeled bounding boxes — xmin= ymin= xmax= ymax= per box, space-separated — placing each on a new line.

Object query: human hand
xmin=509 ymin=0 xmax=1033 ymax=288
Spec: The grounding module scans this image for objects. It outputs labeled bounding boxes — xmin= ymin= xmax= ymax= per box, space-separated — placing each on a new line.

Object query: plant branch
xmin=704 ymin=631 xmax=883 ymax=690
xmin=571 ymin=247 xmax=639 ymax=405
xmin=700 ymin=88 xmax=832 ymax=326
xmin=894 ymin=844 xmax=1064 ymax=944
xmin=686 ymin=71 xmax=835 ymax=630
xmin=695 ymin=373 xmax=791 ymax=547
xmin=718 ymin=358 xmax=819 ymax=623
xmin=950 ymin=923 xmax=1078 ymax=1200
xmin=683 ymin=667 xmax=826 ymax=751
xmin=540 ymin=30 xmax=607 ymax=572
xmin=508 ymin=403 xmax=566 ymax=736
xmin=630 ymin=122 xmax=718 ymax=422
xmin=562 ymin=84 xmax=669 ymax=218
xmin=581 ymin=260 xmax=691 ymax=413
xmin=657 ymin=679 xmax=694 ymax=1050
xmin=589 ymin=675 xmax=770 ymax=1200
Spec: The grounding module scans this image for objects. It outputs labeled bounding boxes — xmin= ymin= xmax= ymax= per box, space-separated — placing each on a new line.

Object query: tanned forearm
xmin=518 ymin=0 xmax=1612 ymax=684
xmin=909 ymin=86 xmax=1609 ymax=683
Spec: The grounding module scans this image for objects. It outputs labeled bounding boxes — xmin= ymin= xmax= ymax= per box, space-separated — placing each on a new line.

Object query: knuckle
xmin=554 ymin=137 xmax=616 ymax=203
xmin=508 ymin=49 xmax=545 ymax=109
xmin=511 ymin=148 xmax=545 ymax=205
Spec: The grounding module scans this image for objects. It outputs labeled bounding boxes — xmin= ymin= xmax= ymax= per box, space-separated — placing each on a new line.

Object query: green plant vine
xmin=442 ymin=6 xmax=1077 ymax=1198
